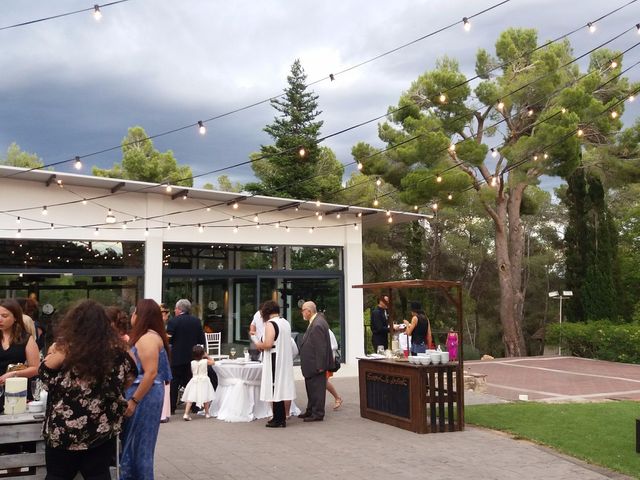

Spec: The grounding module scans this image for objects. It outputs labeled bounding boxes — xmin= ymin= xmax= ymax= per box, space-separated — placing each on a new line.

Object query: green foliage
xmin=467 ymin=401 xmax=640 ymax=478
xmin=93 ymin=126 xmax=193 ymax=186
xmin=246 ymin=60 xmax=342 ymax=200
xmin=214 ymin=175 xmax=243 ymax=193
xmin=1 ymin=142 xmax=43 ymax=168
xmin=546 ymin=320 xmax=640 ymax=363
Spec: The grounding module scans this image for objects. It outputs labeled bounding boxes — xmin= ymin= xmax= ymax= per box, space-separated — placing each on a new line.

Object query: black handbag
xmin=329 ymin=350 xmax=341 ymax=373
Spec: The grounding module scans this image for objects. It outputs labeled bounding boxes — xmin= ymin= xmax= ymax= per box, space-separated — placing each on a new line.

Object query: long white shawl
xmin=260 ymin=317 xmax=296 ymax=402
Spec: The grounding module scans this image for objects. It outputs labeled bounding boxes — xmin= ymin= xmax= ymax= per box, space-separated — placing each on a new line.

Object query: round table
xmin=211 ymin=360 xmax=300 ymax=422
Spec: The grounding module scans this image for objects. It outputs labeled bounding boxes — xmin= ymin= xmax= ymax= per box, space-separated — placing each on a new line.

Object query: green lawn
xmin=466 ymin=401 xmax=640 ymax=478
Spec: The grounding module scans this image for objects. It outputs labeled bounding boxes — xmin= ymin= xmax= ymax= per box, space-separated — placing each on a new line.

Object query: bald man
xmin=298 ymin=301 xmax=334 ymax=422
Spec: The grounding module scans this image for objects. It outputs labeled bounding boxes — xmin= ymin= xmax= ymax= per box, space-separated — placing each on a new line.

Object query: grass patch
xmin=466 ymin=401 xmax=640 ymax=478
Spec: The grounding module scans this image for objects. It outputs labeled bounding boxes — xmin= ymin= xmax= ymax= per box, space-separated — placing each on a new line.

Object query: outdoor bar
xmin=353 ymin=279 xmax=464 ymax=434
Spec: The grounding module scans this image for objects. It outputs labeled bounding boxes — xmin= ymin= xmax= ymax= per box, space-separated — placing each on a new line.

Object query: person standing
xmin=39 ymin=300 xmax=134 ymax=480
xmin=255 ymin=300 xmax=295 ymax=428
xmin=403 ymin=302 xmax=432 ymax=356
xmin=167 ymin=299 xmax=205 ymax=414
xmin=370 ymin=295 xmax=390 ymax=351
xmin=159 ymin=304 xmax=172 ymax=423
xmin=298 ymin=301 xmax=333 ymax=422
xmin=120 ymin=299 xmax=172 ymax=480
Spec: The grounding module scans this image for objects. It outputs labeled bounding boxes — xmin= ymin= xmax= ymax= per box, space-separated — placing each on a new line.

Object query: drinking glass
xmin=229 ymin=347 xmax=236 ymax=359
xmin=31 ymin=378 xmax=41 ymax=401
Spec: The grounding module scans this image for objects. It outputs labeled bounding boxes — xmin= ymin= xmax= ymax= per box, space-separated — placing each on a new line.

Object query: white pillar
xmin=144 ymin=231 xmax=164 ymax=302
xmin=343 ymin=225 xmax=364 ymax=365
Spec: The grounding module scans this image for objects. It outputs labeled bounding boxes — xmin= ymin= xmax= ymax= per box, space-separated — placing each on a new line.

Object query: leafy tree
xmin=355 ymin=29 xmax=627 ymax=356
xmin=1 ymin=142 xmax=43 ymax=168
xmin=93 ymin=126 xmax=192 ymax=186
xmin=245 ymin=60 xmax=342 ymax=200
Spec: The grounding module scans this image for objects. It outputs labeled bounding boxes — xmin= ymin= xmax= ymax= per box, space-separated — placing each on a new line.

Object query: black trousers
xmin=45 ymin=437 xmax=115 ymax=480
xmin=170 ymin=363 xmax=192 ymax=414
xmin=304 ymin=371 xmax=327 ymax=419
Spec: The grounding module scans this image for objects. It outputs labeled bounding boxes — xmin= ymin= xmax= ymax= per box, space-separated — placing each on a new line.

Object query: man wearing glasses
xmin=298 ymin=301 xmax=333 ymax=422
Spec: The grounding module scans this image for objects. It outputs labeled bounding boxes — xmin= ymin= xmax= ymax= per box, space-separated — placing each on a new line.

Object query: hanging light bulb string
xmin=0 ymin=1 xmax=131 ymax=31
xmin=2 ymin=0 xmax=634 ymax=183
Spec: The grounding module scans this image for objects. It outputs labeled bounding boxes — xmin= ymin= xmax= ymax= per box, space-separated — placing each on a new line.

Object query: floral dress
xmin=38 ymin=349 xmax=135 ymax=450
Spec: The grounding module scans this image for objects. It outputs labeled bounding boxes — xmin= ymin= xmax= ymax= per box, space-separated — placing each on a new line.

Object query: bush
xmin=546 ymin=321 xmax=640 ymax=363
xmin=463 ymin=344 xmax=481 ymax=361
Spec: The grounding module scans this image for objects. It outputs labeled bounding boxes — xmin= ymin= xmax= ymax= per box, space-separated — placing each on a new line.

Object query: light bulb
xmin=543 ymin=153 xmax=549 ymax=159
xmin=144 ymin=228 xmax=149 ymax=237
xmin=447 ymin=193 xmax=453 ymax=200
xmin=42 ymin=206 xmax=48 ymax=216
xmin=74 ymin=156 xmax=82 ymax=170
xmin=629 ymin=95 xmax=636 ymax=102
xmin=413 ymin=205 xmax=418 ymax=211
xmin=253 ymin=215 xmax=259 ymax=223
xmin=527 ymin=105 xmax=534 ymax=116
xmin=357 ymin=212 xmax=362 ymax=218
xmin=636 ymin=23 xmax=640 ymax=34
xmin=122 ymin=222 xmax=127 ymax=230
xmin=432 ymin=203 xmax=438 ymax=211
xmin=198 ymin=120 xmax=206 ymax=135
xmin=611 ymin=111 xmax=618 ymax=119
xmin=357 ymin=161 xmax=363 ymax=171
xmin=436 ymin=175 xmax=442 ymax=183
xmin=316 ymin=199 xmax=321 ymax=207
xmin=462 ymin=17 xmax=471 ymax=31
xmin=206 ymin=207 xmax=211 ymax=212
xmin=167 ymin=223 xmax=171 ymax=230
xmin=16 ymin=217 xmax=20 ymax=224
xmin=198 ymin=224 xmax=204 ymax=233
xmin=94 ymin=227 xmax=99 ymax=236
xmin=376 ymin=177 xmax=382 ymax=186
xmin=275 ymin=221 xmax=280 ymax=228
xmin=387 ymin=216 xmax=393 ymax=223
xmin=233 ymin=226 xmax=238 ymax=233
xmin=93 ymin=5 xmax=102 ymax=21
xmin=533 ymin=155 xmax=538 ymax=161
xmin=336 ymin=213 xmax=341 ymax=219
xmin=318 ymin=214 xmax=323 ymax=221
xmin=308 ymin=227 xmax=314 ymax=234
xmin=373 ymin=198 xmax=379 ymax=207
xmin=491 ymin=148 xmax=498 ymax=158
xmin=166 ymin=184 xmax=172 ymax=193
xmin=610 ymin=60 xmax=618 ymax=69
xmin=561 ymin=107 xmax=567 ymax=114
xmin=587 ymin=22 xmax=596 ymax=33
xmin=439 ymin=93 xmax=447 ymax=103
xmin=233 ymin=201 xmax=239 ymax=209
xmin=298 ymin=147 xmax=306 ymax=158
xmin=354 ymin=224 xmax=359 ymax=231
xmin=16 ymin=229 xmax=21 ymax=238
xmin=106 ymin=209 xmax=116 ymax=224
xmin=229 ymin=216 xmax=234 ymax=222
xmin=386 ymin=210 xmax=391 ymax=216
xmin=577 ymin=129 xmax=584 ymax=137
xmin=82 ymin=199 xmax=88 ymax=205
xmin=50 ymin=223 xmax=54 ymax=230
xmin=256 ymin=223 xmax=260 ymax=229
xmin=182 ymin=194 xmax=187 ymax=200
xmin=286 ymin=226 xmax=290 ymax=233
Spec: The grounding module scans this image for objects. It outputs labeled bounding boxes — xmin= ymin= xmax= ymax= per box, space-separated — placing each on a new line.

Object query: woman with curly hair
xmin=0 ymin=299 xmax=40 ymax=411
xmin=39 ymin=299 xmax=135 ymax=479
xmin=120 ymin=299 xmax=172 ymax=480
xmin=105 ymin=306 xmax=131 ymax=343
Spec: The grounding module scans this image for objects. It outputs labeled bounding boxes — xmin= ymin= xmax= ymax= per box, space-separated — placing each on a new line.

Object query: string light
xmin=491 ymin=148 xmax=498 ymax=158
xmin=256 ymin=223 xmax=261 ymax=229
xmin=206 ymin=207 xmax=211 ymax=212
xmin=610 ymin=59 xmax=618 ymax=69
xmin=122 ymin=222 xmax=127 ymax=230
xmin=587 ymin=22 xmax=596 ymax=33
xmin=316 ymin=200 xmax=321 ymax=207
xmin=436 ymin=175 xmax=442 ymax=183
xmin=16 ymin=217 xmax=20 ymax=224
xmin=432 ymin=203 xmax=438 ymax=211
xmin=41 ymin=206 xmax=48 ymax=216
xmin=16 ymin=229 xmax=21 ymax=238
xmin=166 ymin=184 xmax=172 ymax=193
xmin=298 ymin=147 xmax=306 ymax=158
xmin=357 ymin=212 xmax=363 ymax=218
xmin=526 ymin=105 xmax=534 ymax=116
xmin=387 ymin=216 xmax=393 ymax=223
xmin=82 ymin=199 xmax=87 ymax=205
xmin=166 ymin=223 xmax=171 ymax=230
xmin=329 ymin=73 xmax=335 ymax=81
xmin=357 ymin=161 xmax=363 ymax=171
xmin=144 ymin=227 xmax=149 ymax=237
xmin=233 ymin=226 xmax=238 ymax=233
xmin=447 ymin=193 xmax=453 ymax=200
xmin=253 ymin=215 xmax=259 ymax=223
xmin=74 ymin=156 xmax=82 ymax=170
xmin=629 ymin=94 xmax=636 ymax=102
xmin=386 ymin=210 xmax=391 ymax=216
xmin=50 ymin=223 xmax=54 ymax=230
xmin=462 ymin=17 xmax=471 ymax=31
xmin=197 ymin=121 xmax=206 ymax=135
xmin=94 ymin=227 xmax=99 ymax=236
xmin=533 ymin=154 xmax=539 ymax=161
xmin=543 ymin=153 xmax=549 ymax=159
xmin=275 ymin=221 xmax=280 ymax=228
xmin=198 ymin=224 xmax=204 ymax=233
xmin=636 ymin=23 xmax=640 ymax=34
xmin=318 ymin=214 xmax=323 ymax=221
xmin=182 ymin=194 xmax=187 ymax=200
xmin=105 ymin=209 xmax=116 ymax=224
xmin=233 ymin=201 xmax=239 ymax=209
xmin=376 ymin=177 xmax=382 ymax=186
xmin=286 ymin=226 xmax=290 ymax=233
xmin=354 ymin=224 xmax=359 ymax=231
xmin=373 ymin=198 xmax=379 ymax=207
xmin=93 ymin=5 xmax=102 ymax=21
xmin=413 ymin=205 xmax=418 ymax=211
xmin=577 ymin=129 xmax=584 ymax=137
xmin=610 ymin=111 xmax=618 ymax=118
xmin=439 ymin=93 xmax=447 ymax=103
xmin=229 ymin=216 xmax=234 ymax=221
xmin=561 ymin=107 xmax=567 ymax=114
xmin=336 ymin=213 xmax=341 ymax=219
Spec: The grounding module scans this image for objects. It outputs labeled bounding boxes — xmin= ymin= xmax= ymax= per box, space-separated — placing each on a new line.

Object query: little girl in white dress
xmin=181 ymin=345 xmax=215 ymax=421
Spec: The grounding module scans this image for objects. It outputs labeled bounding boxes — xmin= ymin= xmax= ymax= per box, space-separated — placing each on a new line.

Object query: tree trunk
xmin=492 ymin=187 xmax=527 ymax=357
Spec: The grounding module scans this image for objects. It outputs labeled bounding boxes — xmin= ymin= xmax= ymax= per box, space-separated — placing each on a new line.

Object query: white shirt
xmin=250 ymin=310 xmax=265 ymax=340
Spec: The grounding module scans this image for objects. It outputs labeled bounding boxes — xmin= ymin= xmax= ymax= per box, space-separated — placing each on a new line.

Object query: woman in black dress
xmin=0 ymin=299 xmax=40 ymax=411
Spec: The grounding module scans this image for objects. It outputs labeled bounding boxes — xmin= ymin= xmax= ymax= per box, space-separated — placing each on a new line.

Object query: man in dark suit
xmin=166 ymin=298 xmax=206 ymax=414
xmin=298 ymin=301 xmax=334 ymax=422
xmin=371 ymin=295 xmax=390 ymax=350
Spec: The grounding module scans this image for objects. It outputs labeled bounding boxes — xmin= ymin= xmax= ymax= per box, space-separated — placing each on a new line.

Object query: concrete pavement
xmin=154 ymin=373 xmax=632 ymax=480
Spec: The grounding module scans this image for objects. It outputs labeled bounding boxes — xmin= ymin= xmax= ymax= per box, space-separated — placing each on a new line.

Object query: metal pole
xmin=558 ymin=296 xmax=563 ymax=356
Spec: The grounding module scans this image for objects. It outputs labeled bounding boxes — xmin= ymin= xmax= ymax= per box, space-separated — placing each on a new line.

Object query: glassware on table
xmin=6 ymin=395 xmax=18 ymax=419
xmin=31 ymin=378 xmax=41 ymax=401
xmin=229 ymin=347 xmax=236 ymax=359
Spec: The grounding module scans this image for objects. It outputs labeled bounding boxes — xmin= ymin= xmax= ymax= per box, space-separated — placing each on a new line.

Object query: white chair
xmin=206 ymin=332 xmax=229 ymax=360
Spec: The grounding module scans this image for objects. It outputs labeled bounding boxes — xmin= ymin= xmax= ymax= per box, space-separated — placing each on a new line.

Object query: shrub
xmin=546 ymin=321 xmax=640 ymax=363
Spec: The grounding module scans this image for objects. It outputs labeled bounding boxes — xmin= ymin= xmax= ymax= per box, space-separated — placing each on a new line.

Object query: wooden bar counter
xmin=0 ymin=413 xmax=45 ymax=479
xmin=358 ymin=358 xmax=464 ymax=434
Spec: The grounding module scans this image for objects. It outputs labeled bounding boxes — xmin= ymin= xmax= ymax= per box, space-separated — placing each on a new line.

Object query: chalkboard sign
xmin=365 ymin=371 xmax=410 ymax=418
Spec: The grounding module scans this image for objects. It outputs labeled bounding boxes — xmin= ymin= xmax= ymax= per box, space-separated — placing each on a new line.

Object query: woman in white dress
xmin=255 ymin=300 xmax=295 ymax=428
xmin=181 ymin=345 xmax=215 ymax=420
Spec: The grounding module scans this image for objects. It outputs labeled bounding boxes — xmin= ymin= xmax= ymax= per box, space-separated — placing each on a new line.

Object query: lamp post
xmin=548 ymin=290 xmax=573 ymax=355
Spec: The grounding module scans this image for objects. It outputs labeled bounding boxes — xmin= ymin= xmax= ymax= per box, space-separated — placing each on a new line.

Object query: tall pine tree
xmin=246 ymin=60 xmax=342 ymax=200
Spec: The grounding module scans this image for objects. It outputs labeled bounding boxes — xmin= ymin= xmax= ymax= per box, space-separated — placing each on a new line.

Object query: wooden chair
xmin=205 ymin=332 xmax=229 ymax=360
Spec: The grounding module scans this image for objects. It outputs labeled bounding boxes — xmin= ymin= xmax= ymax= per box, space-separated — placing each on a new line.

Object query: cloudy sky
xmin=1 ymin=0 xmax=638 ymax=188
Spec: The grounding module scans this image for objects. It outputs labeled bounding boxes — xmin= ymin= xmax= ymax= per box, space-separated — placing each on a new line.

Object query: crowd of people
xmin=0 ymin=294 xmax=344 ymax=478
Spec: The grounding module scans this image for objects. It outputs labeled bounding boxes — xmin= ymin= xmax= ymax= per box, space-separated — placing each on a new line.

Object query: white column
xmin=144 ymin=231 xmax=164 ymax=302
xmin=342 ymin=224 xmax=364 ymax=365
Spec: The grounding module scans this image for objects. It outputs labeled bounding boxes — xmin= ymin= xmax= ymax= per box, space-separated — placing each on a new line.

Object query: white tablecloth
xmin=211 ymin=360 xmax=300 ymax=422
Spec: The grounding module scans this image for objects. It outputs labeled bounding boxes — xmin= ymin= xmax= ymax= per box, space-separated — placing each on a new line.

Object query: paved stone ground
xmin=154 ymin=373 xmax=632 ymax=480
xmin=467 ymin=356 xmax=640 ymax=402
